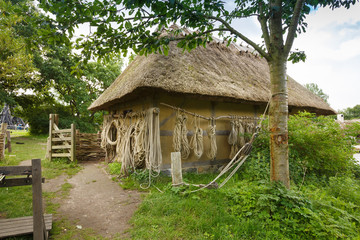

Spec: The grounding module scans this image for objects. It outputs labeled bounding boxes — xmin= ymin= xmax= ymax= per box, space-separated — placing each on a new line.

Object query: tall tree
xmin=340 ymin=105 xmax=360 ymax=120
xmin=0 ymin=0 xmax=35 ymax=103
xmin=305 ymin=83 xmax=329 ymax=103
xmin=41 ymin=0 xmax=357 ymax=188
xmin=33 ymin=45 xmax=123 ymax=120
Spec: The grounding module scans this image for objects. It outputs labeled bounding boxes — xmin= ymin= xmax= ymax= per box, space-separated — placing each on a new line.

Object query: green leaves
xmin=288 ymin=50 xmax=307 ymax=63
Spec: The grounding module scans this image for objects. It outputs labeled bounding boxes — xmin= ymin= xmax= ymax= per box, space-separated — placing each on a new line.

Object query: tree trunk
xmin=268 ymin=56 xmax=290 ymax=189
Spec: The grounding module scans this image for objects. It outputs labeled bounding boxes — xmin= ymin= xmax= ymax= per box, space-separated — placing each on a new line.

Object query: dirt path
xmin=44 ymin=162 xmax=142 ymax=238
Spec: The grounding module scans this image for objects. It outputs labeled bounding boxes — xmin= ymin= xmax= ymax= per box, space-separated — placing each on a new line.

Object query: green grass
xmin=126 ymin=171 xmax=360 ymax=240
xmin=0 ymin=134 xmax=81 ymax=220
xmin=1 ymin=134 xmax=48 ymax=166
xmin=42 ymin=158 xmax=82 ymax=179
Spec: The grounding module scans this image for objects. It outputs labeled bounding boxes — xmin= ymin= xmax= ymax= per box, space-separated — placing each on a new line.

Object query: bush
xmin=225 ymin=180 xmax=360 ymax=239
xmin=244 ymin=112 xmax=355 ymax=184
xmin=14 ymin=96 xmax=102 ymax=134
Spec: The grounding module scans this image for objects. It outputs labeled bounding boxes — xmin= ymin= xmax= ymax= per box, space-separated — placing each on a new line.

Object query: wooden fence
xmin=76 ymin=131 xmax=105 ymax=161
xmin=47 ymin=114 xmax=105 ymax=162
xmin=48 ymin=114 xmax=76 ymax=162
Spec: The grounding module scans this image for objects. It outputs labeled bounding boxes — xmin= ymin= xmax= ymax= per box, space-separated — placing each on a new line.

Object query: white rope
xmin=181 ymin=97 xmax=272 ymax=193
xmin=206 ymin=119 xmax=217 ymax=159
xmin=141 ymin=108 xmax=162 ymax=189
xmin=173 ymin=112 xmax=190 ymax=159
xmin=190 ymin=115 xmax=204 ymax=159
xmin=106 ymin=119 xmax=119 ymax=146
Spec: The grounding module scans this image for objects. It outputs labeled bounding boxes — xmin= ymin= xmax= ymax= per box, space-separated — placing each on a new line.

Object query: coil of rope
xmin=106 ymin=119 xmax=119 ymax=146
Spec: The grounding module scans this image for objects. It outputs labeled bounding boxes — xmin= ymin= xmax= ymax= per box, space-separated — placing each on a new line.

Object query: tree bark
xmin=268 ymin=56 xmax=290 ymax=189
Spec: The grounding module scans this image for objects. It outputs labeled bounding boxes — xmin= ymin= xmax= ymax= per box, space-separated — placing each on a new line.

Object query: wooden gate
xmin=48 ymin=114 xmax=76 ymax=162
xmin=47 ymin=114 xmax=105 ymax=162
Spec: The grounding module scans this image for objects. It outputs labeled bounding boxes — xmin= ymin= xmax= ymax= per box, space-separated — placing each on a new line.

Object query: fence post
xmin=32 ymin=158 xmax=44 ymax=240
xmin=5 ymin=131 xmax=11 ymax=153
xmin=71 ymin=124 xmax=76 ymax=162
xmin=1 ymin=123 xmax=8 ymax=160
xmin=54 ymin=114 xmax=59 ymax=127
xmin=48 ymin=114 xmax=54 ymax=161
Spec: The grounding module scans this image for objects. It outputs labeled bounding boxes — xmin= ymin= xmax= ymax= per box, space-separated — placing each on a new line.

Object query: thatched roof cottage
xmin=89 ymin=40 xmax=335 ymax=173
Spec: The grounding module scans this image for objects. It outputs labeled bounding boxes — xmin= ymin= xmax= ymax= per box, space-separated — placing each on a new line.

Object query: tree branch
xmin=284 ymin=0 xmax=306 ymax=56
xmin=257 ymin=3 xmax=271 ymax=53
xmin=207 ymin=15 xmax=270 ymax=60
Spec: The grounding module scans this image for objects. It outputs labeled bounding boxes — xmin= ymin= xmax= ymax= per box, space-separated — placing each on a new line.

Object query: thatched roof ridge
xmin=89 ymin=41 xmax=335 ymax=115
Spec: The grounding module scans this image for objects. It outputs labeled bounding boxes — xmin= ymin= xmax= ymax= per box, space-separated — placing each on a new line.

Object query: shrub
xmin=244 ymin=112 xmax=355 ymax=184
xmin=225 ymin=180 xmax=360 ymax=239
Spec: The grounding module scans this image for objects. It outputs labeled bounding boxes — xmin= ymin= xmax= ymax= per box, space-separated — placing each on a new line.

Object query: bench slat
xmin=0 ymin=166 xmax=32 ymax=176
xmin=0 ymin=214 xmax=52 ymax=238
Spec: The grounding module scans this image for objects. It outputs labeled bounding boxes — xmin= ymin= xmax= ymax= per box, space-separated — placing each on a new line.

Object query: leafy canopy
xmin=40 ymin=0 xmax=357 ymax=62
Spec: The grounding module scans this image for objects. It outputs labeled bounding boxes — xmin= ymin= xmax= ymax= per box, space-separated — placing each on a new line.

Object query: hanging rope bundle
xmin=236 ymin=119 xmax=246 ymax=147
xmin=100 ymin=108 xmax=162 ymax=179
xmin=141 ymin=108 xmax=163 ymax=189
xmin=183 ymin=98 xmax=271 ymax=193
xmin=133 ymin=114 xmax=147 ymax=167
xmin=144 ymin=108 xmax=162 ymax=174
xmin=206 ymin=118 xmax=217 ymax=159
xmin=173 ymin=111 xmax=190 ymax=159
xmin=190 ymin=115 xmax=204 ymax=159
xmin=245 ymin=122 xmax=255 ymax=142
xmin=101 ymin=115 xmax=112 ymax=149
xmin=228 ymin=117 xmax=238 ymax=159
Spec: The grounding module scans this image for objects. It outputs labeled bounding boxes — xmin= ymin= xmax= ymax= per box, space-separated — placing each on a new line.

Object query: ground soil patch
xmin=44 ymin=162 xmax=142 ymax=238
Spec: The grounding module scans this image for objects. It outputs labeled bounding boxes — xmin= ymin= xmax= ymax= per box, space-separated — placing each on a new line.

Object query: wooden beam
xmin=32 ymin=159 xmax=44 ymax=240
xmin=71 ymin=124 xmax=76 ymax=162
xmin=51 ymin=153 xmax=71 ymax=158
xmin=51 ymin=145 xmax=71 ymax=150
xmin=48 ymin=114 xmax=54 ymax=161
xmin=52 ymin=129 xmax=72 ymax=134
xmin=0 ymin=214 xmax=52 ymax=238
xmin=51 ymin=137 xmax=72 ymax=142
xmin=0 ymin=166 xmax=32 ymax=176
xmin=0 ymin=178 xmax=45 ymax=187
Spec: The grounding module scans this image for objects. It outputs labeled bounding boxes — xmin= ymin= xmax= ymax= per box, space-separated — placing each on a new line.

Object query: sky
xmin=227 ymin=3 xmax=360 ymax=111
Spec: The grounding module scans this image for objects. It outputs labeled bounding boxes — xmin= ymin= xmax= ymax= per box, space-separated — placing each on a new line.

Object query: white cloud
xmin=287 ymin=4 xmax=360 ymax=111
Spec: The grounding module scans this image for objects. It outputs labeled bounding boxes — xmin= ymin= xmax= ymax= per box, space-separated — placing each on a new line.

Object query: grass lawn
xmin=1 ymin=130 xmax=47 ymax=166
xmin=0 ymin=133 xmax=81 ymax=229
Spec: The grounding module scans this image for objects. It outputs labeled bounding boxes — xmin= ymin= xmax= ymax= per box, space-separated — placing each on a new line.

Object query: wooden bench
xmin=0 ymin=159 xmax=52 ymax=239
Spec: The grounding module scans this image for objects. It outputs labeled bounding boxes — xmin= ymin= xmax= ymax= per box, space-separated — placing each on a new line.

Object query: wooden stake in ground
xmin=171 ymin=152 xmax=183 ymax=186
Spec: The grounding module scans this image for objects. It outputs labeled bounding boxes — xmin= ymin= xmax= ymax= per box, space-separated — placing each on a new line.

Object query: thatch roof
xmin=89 ymin=41 xmax=335 ymax=115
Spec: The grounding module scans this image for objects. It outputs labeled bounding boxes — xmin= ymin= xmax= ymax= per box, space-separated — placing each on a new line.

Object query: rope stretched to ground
xmin=181 ymin=99 xmax=271 ymax=193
